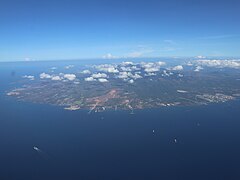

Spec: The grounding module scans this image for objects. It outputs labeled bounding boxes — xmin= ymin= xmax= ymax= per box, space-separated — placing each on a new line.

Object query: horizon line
xmin=0 ymin=56 xmax=240 ymax=63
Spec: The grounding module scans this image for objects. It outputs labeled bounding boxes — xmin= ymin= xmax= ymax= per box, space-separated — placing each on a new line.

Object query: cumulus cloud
xmin=79 ymin=61 xmax=170 ymax=83
xmin=22 ymin=75 xmax=35 ymax=80
xmin=144 ymin=67 xmax=160 ymax=73
xmin=121 ymin=61 xmax=134 ymax=66
xmin=141 ymin=61 xmax=166 ymax=73
xmin=144 ymin=72 xmax=156 ymax=76
xmin=84 ymin=77 xmax=96 ymax=82
xmin=194 ymin=66 xmax=203 ymax=72
xmin=194 ymin=59 xmax=240 ymax=69
xmin=106 ymin=67 xmax=119 ymax=73
xmin=130 ymin=73 xmax=142 ymax=79
xmin=120 ymin=65 xmax=141 ymax=72
xmin=117 ymin=72 xmax=129 ymax=79
xmin=131 ymin=66 xmax=141 ymax=71
xmin=156 ymin=61 xmax=166 ymax=66
xmin=98 ymin=78 xmax=108 ymax=83
xmin=120 ymin=66 xmax=133 ymax=72
xmin=40 ymin=72 xmax=77 ymax=81
xmin=51 ymin=76 xmax=62 ymax=81
xmin=186 ymin=62 xmax=193 ymax=66
xmin=162 ymin=70 xmax=173 ymax=77
xmin=92 ymin=73 xmax=108 ymax=78
xmin=40 ymin=73 xmax=52 ymax=79
xmin=172 ymin=65 xmax=183 ymax=71
xmin=141 ymin=62 xmax=155 ymax=69
xmin=94 ymin=64 xmax=119 ymax=73
xmin=116 ymin=71 xmax=142 ymax=80
xmin=63 ymin=74 xmax=76 ymax=81
xmin=81 ymin=70 xmax=91 ymax=74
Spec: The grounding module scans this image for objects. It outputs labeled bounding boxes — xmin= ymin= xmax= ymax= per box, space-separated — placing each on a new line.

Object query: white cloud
xmin=144 ymin=72 xmax=156 ymax=76
xmin=81 ymin=70 xmax=91 ymax=74
xmin=129 ymin=79 xmax=134 ymax=83
xmin=22 ymin=75 xmax=35 ymax=80
xmin=102 ymin=53 xmax=118 ymax=59
xmin=64 ymin=74 xmax=76 ymax=81
xmin=194 ymin=66 xmax=203 ymax=72
xmin=84 ymin=77 xmax=96 ymax=82
xmin=65 ymin=65 xmax=74 ymax=69
xmin=106 ymin=67 xmax=119 ymax=73
xmin=131 ymin=66 xmax=141 ymax=71
xmin=117 ymin=72 xmax=129 ymax=79
xmin=76 ymin=61 xmax=170 ymax=83
xmin=40 ymin=72 xmax=76 ymax=81
xmin=92 ymin=73 xmax=108 ymax=78
xmin=141 ymin=62 xmax=155 ymax=69
xmin=121 ymin=61 xmax=134 ymax=66
xmin=186 ymin=62 xmax=193 ymax=66
xmin=119 ymin=65 xmax=140 ymax=72
xmin=116 ymin=71 xmax=142 ymax=80
xmin=40 ymin=73 xmax=52 ymax=79
xmin=120 ymin=66 xmax=133 ymax=72
xmin=144 ymin=67 xmax=160 ymax=73
xmin=141 ymin=61 xmax=166 ymax=73
xmin=195 ymin=55 xmax=206 ymax=59
xmin=98 ymin=78 xmax=108 ymax=83
xmin=172 ymin=65 xmax=183 ymax=71
xmin=156 ymin=61 xmax=166 ymax=66
xmin=162 ymin=70 xmax=173 ymax=77
xmin=130 ymin=73 xmax=142 ymax=79
xmin=194 ymin=59 xmax=240 ymax=69
xmin=51 ymin=76 xmax=62 ymax=81
xmin=94 ymin=64 xmax=119 ymax=73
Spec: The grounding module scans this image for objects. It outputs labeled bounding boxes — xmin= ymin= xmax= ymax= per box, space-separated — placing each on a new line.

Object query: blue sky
xmin=0 ymin=0 xmax=239 ymax=61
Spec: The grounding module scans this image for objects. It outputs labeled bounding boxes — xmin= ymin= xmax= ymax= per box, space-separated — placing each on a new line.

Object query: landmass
xmin=7 ymin=59 xmax=240 ymax=112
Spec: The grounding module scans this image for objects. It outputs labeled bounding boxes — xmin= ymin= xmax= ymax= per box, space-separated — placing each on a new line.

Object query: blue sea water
xmin=1 ymin=60 xmax=240 ymax=180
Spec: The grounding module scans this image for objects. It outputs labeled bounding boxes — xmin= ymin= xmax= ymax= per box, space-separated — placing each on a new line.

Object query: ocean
xmin=1 ymin=60 xmax=240 ymax=180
